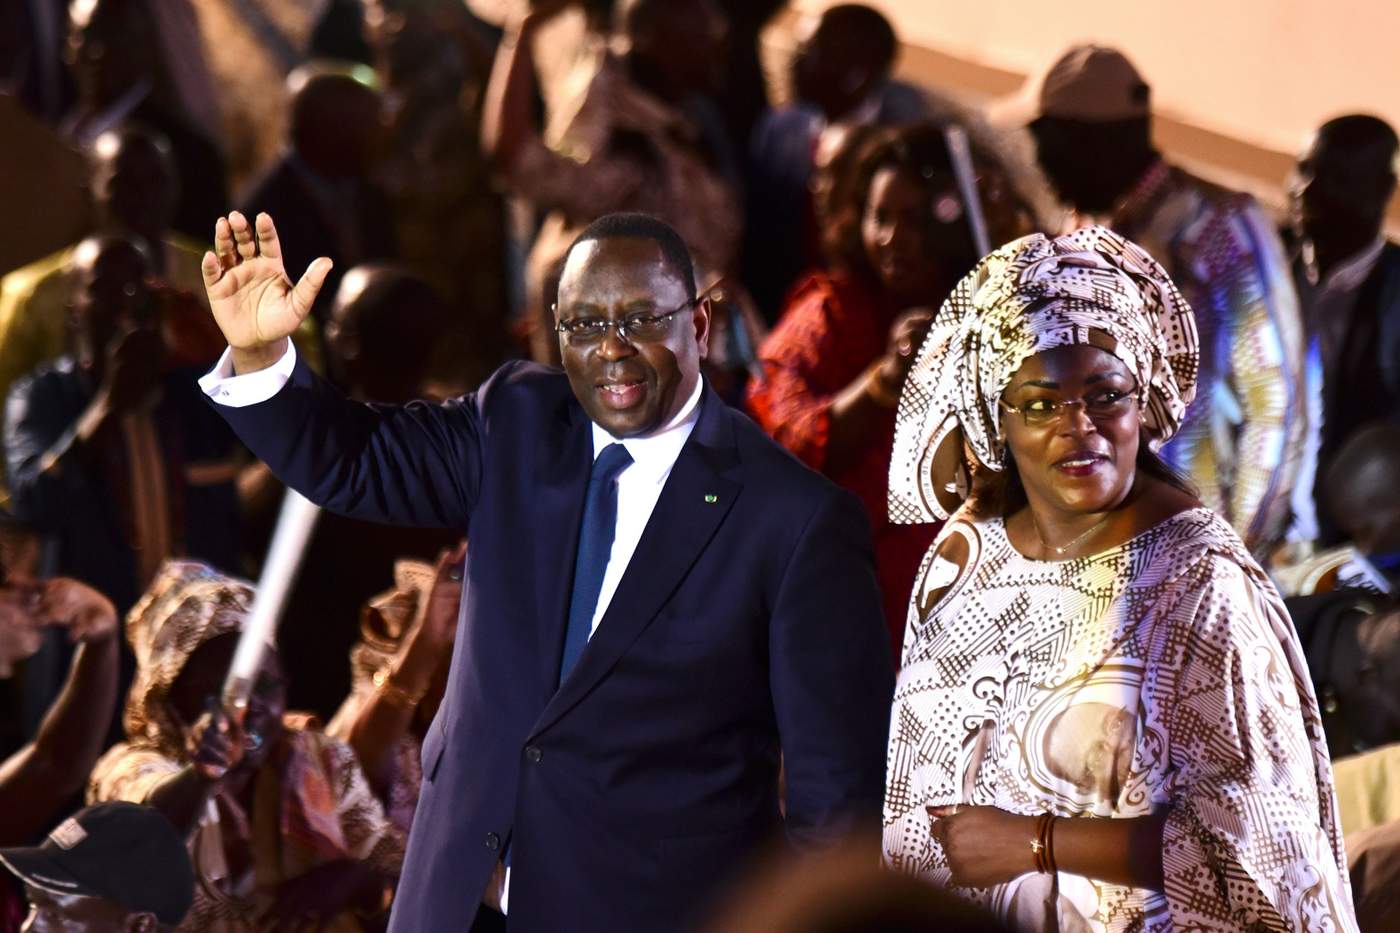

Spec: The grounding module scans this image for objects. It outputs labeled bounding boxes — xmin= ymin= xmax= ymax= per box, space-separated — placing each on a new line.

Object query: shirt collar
xmin=1300 ymin=235 xmax=1386 ymax=292
xmin=590 ymin=376 xmax=704 ymax=479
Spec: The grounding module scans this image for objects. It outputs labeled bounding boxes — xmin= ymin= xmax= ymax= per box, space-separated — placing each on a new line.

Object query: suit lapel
xmin=528 ymin=389 xmax=742 ymax=740
xmin=530 ymin=398 xmax=593 ymax=701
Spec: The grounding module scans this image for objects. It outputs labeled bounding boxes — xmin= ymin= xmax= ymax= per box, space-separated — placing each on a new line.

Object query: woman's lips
xmin=1053 ymin=452 xmax=1109 ymax=477
xmin=597 ymin=379 xmax=646 ymax=410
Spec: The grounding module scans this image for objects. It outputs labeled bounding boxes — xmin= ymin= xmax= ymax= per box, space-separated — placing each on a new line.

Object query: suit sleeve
xmin=768 ymin=486 xmax=894 ymax=846
xmin=209 ymin=353 xmax=491 ymax=529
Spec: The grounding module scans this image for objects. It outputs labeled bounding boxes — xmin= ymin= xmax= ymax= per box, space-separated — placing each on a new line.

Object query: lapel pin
xmin=704 ymin=494 xmax=718 ymax=504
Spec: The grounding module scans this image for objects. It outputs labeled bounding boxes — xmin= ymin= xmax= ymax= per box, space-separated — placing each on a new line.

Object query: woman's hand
xmin=389 ymin=542 xmax=466 ymax=697
xmin=928 ymin=805 xmax=1038 ymax=887
xmin=184 ymin=700 xmax=247 ymax=783
xmin=35 ymin=577 xmax=118 ymax=644
xmin=877 ymin=308 xmax=936 ymax=393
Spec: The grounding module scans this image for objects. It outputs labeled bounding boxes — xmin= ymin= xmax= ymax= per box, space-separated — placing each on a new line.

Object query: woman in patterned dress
xmin=883 ymin=227 xmax=1357 ymax=931
xmin=89 ymin=560 xmax=405 ymax=931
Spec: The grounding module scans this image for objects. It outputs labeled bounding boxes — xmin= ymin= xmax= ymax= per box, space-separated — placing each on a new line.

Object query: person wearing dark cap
xmin=0 ymin=801 xmax=194 ymax=932
xmin=995 ymin=44 xmax=1305 ymax=555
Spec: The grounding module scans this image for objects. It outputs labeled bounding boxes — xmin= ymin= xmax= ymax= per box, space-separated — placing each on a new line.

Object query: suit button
xmin=484 ymin=832 xmax=500 ymax=851
xmin=524 ymin=745 xmax=542 ymax=763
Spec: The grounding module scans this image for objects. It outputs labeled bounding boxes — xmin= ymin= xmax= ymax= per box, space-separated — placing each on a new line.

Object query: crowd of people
xmin=0 ymin=0 xmax=1397 ymax=930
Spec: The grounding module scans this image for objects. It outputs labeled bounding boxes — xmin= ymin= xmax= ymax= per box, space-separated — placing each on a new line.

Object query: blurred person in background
xmin=0 ymin=126 xmax=211 ymax=411
xmin=1275 ymin=421 xmax=1400 ymax=598
xmin=328 ymin=546 xmax=464 ymax=833
xmin=1000 ymin=44 xmax=1304 ymax=554
xmin=747 ymin=123 xmax=1028 ymax=651
xmin=238 ymin=64 xmax=397 ymax=367
xmin=710 ymin=0 xmax=788 ymax=164
xmin=0 ymin=802 xmax=194 ymax=933
xmin=0 ymin=574 xmax=118 ymax=846
xmin=268 ymin=264 xmax=458 ymax=719
xmin=0 ymin=0 xmax=73 ymax=125
xmin=5 ymin=235 xmax=239 ymax=617
xmin=62 ymin=0 xmax=229 ymax=242
xmin=366 ymin=0 xmax=511 ymax=386
xmin=90 ymin=561 xmax=405 ymax=932
xmin=744 ymin=4 xmax=940 ymax=323
xmin=482 ymin=0 xmax=742 ymax=365
xmin=1282 ymin=114 xmax=1400 ymax=552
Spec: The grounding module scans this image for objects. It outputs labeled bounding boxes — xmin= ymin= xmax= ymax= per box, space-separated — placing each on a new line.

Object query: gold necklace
xmin=1029 ymin=511 xmax=1113 ymax=558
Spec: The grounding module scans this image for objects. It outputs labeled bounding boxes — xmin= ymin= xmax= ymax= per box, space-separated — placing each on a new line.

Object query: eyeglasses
xmin=998 ymin=387 xmax=1139 ymax=427
xmin=553 ymin=297 xmax=699 ymax=345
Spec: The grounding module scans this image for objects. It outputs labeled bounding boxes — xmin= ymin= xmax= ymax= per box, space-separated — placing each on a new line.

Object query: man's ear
xmin=693 ymin=295 xmax=713 ymax=361
xmin=126 ymin=911 xmax=159 ymax=933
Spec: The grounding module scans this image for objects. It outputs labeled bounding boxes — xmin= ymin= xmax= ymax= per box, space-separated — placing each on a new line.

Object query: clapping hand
xmin=0 ymin=578 xmax=117 ymax=675
xmin=201 ymin=212 xmax=332 ymax=371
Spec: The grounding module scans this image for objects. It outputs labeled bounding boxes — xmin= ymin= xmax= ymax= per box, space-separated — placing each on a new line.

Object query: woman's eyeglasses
xmin=553 ymin=297 xmax=699 ymax=345
xmin=998 ymin=388 xmax=1139 ymax=427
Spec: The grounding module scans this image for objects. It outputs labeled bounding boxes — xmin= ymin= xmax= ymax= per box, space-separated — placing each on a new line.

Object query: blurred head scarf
xmin=888 ymin=225 xmax=1199 ymax=523
xmin=123 ymin=560 xmax=258 ymax=757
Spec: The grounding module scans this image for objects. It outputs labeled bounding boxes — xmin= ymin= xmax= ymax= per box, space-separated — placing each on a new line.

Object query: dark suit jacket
xmin=212 ymin=359 xmax=894 ymax=932
xmin=1313 ymin=241 xmax=1400 ymax=544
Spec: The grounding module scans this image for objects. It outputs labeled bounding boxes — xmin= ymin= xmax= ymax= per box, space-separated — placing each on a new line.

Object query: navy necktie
xmin=558 ymin=442 xmax=633 ymax=685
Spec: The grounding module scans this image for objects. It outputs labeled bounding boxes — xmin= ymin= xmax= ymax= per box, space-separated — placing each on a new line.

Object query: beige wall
xmin=785 ymin=0 xmax=1400 ymax=226
xmin=793 ymin=0 xmax=1400 ymax=155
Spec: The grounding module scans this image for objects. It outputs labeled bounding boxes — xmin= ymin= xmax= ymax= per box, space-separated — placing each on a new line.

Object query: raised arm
xmin=0 ymin=579 xmax=119 ymax=845
xmin=481 ymin=3 xmax=573 ymax=172
xmin=201 ymin=212 xmax=484 ymax=528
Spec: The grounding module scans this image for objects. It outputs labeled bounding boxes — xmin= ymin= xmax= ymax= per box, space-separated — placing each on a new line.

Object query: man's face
xmin=67 ymin=2 xmax=159 ymax=107
xmin=69 ymin=244 xmax=153 ymax=369
xmin=1289 ymin=131 xmax=1392 ymax=245
xmin=791 ymin=18 xmax=874 ymax=121
xmin=556 ymin=237 xmax=709 ymax=438
xmin=21 ymin=885 xmax=148 ymax=932
xmin=93 ymin=141 xmax=176 ymax=243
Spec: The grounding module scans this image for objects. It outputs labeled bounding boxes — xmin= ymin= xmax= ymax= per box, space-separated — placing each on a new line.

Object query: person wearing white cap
xmin=994 ymin=44 xmax=1305 ymax=557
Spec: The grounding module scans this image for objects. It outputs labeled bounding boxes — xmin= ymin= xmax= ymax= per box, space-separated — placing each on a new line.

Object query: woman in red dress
xmin=747 ymin=122 xmax=1028 ymax=653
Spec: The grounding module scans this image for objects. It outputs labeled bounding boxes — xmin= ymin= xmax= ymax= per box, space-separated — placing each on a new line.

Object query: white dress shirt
xmin=201 ymin=341 xmax=704 ymax=916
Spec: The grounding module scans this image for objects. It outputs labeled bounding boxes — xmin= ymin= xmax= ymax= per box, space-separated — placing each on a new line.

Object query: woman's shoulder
xmin=780 ymin=268 xmax=876 ymax=319
xmin=1128 ymin=507 xmax=1277 ymax=600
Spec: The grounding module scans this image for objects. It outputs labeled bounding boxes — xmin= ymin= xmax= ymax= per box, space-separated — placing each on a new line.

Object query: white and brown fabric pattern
xmin=888 ymin=226 xmax=1199 ymax=525
xmin=884 ymin=508 xmax=1357 ymax=931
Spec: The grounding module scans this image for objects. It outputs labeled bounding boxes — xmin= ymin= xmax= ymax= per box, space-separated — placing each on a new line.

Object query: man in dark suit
xmin=197 ymin=209 xmax=893 ymax=932
xmin=1285 ymin=114 xmax=1400 ymax=547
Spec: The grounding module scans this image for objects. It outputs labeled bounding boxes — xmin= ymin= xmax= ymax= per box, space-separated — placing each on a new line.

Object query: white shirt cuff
xmin=198 ymin=342 xmax=298 ymax=408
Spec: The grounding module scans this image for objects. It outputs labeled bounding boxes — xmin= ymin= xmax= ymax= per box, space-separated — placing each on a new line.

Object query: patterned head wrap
xmin=123 ymin=560 xmax=260 ymax=757
xmin=888 ymin=225 xmax=1199 ymax=523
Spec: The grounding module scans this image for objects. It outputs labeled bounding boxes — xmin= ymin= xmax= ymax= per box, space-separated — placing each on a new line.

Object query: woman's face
xmin=1001 ymin=345 xmax=1142 ymax=517
xmin=168 ymin=633 xmax=287 ymax=770
xmin=861 ymin=165 xmax=962 ymax=304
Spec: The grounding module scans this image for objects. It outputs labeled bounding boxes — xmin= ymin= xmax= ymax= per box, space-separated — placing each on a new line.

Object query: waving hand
xmin=201 ymin=211 xmax=332 ymax=371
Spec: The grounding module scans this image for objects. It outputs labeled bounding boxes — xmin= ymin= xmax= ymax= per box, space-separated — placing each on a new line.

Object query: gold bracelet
xmin=372 ymin=668 xmax=428 ymax=710
xmin=866 ymin=364 xmax=902 ymax=409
